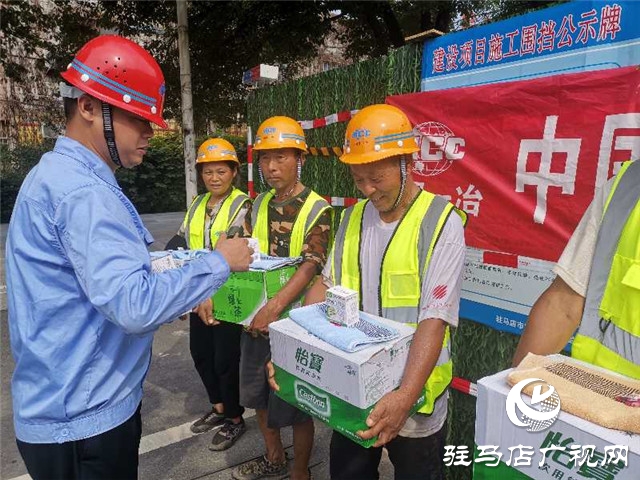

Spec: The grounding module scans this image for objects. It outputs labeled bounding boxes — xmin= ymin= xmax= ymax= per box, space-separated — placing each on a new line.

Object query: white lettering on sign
xmin=516 ymin=115 xmax=581 ymax=224
xmin=454 ymin=184 xmax=483 ymax=217
xmin=596 ymin=113 xmax=640 ymax=191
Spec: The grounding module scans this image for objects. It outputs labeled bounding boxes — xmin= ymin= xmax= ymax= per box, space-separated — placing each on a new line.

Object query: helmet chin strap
xmin=101 ymin=102 xmax=122 ymax=167
xmin=383 ymin=156 xmax=408 ymax=213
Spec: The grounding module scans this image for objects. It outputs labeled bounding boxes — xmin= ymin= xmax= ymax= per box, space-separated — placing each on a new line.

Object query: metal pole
xmin=247 ymin=126 xmax=255 ymax=198
xmin=176 ymin=0 xmax=197 ymax=208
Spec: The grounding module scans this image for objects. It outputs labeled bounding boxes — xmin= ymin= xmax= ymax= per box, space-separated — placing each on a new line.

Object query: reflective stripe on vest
xmin=572 ymin=160 xmax=640 ymax=379
xmin=183 ymin=188 xmax=250 ymax=249
xmin=251 ymin=189 xmax=332 ymax=257
xmin=331 ymin=190 xmax=467 ymax=414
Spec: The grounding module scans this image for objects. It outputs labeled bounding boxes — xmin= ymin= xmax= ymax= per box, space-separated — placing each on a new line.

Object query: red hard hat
xmin=61 ymin=35 xmax=167 ymax=128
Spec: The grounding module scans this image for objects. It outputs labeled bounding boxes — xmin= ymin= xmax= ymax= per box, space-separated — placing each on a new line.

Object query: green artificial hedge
xmin=1 ymin=133 xmax=246 ymax=223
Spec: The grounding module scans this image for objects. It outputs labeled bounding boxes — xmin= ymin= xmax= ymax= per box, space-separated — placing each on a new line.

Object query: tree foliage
xmin=330 ymin=1 xmax=470 ymax=58
xmin=2 ymin=0 xmax=563 ymax=133
xmin=2 ymin=0 xmax=336 ymax=131
xmin=329 ymin=1 xmax=563 ymax=59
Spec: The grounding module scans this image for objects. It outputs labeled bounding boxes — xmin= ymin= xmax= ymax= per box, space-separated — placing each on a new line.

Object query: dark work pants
xmin=330 ymin=425 xmax=447 ymax=480
xmin=189 ymin=313 xmax=245 ymax=419
xmin=17 ymin=404 xmax=142 ymax=480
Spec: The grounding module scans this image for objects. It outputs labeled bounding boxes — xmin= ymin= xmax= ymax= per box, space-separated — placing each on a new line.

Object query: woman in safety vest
xmin=166 ymin=138 xmax=251 ymax=451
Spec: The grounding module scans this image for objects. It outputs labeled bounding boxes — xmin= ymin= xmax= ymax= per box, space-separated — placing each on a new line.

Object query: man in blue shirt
xmin=5 ymin=35 xmax=253 ymax=480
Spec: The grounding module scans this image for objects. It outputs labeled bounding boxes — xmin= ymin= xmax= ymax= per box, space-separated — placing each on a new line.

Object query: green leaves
xmin=115 ymin=131 xmax=249 ymax=213
xmin=1 ymin=140 xmax=53 ymax=222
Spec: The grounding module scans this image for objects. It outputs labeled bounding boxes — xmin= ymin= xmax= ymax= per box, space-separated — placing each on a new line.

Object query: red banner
xmin=387 ymin=66 xmax=640 ymax=262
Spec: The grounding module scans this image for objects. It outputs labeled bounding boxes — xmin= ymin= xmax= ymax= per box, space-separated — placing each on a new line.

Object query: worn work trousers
xmin=189 ymin=313 xmax=245 ymax=419
xmin=329 ymin=424 xmax=447 ymax=480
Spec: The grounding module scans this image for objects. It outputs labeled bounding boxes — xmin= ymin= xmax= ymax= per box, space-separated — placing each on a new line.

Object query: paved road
xmin=1 ymin=213 xmax=394 ymax=480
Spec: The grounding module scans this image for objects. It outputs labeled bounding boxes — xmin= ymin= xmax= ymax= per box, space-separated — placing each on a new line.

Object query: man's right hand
xmin=215 ymin=233 xmax=253 ymax=272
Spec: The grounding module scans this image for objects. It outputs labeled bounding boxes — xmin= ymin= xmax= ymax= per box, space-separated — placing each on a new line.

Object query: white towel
xmin=288 ymin=303 xmax=400 ymax=353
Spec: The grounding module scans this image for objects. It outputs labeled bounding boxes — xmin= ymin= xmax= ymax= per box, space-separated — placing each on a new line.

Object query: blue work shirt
xmin=6 ymin=136 xmax=230 ymax=444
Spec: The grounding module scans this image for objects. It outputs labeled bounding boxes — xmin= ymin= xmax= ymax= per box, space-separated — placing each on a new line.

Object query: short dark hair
xmin=63 ymin=97 xmax=78 ymax=121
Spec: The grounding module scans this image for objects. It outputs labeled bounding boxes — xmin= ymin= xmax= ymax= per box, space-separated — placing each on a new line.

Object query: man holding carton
xmin=232 ymin=116 xmax=332 ymax=480
xmin=304 ymin=104 xmax=466 ymax=479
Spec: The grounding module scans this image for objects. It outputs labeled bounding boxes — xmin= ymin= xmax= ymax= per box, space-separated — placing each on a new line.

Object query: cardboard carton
xmin=474 ymin=368 xmax=640 ymax=479
xmin=213 ymin=265 xmax=299 ymax=325
xmin=270 ymin=316 xmax=425 ymax=447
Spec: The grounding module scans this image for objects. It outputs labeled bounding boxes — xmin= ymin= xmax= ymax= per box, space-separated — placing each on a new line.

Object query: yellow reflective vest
xmin=182 ymin=188 xmax=250 ymax=249
xmin=572 ymin=160 xmax=640 ymax=379
xmin=331 ymin=190 xmax=467 ymax=414
xmin=251 ymin=189 xmax=332 ymax=257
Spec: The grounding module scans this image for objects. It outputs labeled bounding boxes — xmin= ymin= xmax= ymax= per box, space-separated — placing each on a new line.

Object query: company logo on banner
xmin=414 ymin=122 xmax=466 ymax=177
xmin=506 ymin=378 xmax=561 ymax=432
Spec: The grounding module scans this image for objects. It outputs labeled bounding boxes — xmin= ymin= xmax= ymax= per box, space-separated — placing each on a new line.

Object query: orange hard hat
xmin=340 ymin=104 xmax=418 ymax=164
xmin=253 ymin=116 xmax=308 ymax=153
xmin=197 ymin=138 xmax=239 ymax=164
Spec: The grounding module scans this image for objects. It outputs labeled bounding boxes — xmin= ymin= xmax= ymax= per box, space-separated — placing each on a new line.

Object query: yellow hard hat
xmin=196 ymin=138 xmax=239 ymax=164
xmin=340 ymin=104 xmax=419 ymax=165
xmin=253 ymin=116 xmax=308 ymax=153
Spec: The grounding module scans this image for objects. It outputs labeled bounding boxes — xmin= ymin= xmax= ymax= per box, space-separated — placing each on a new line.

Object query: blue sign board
xmin=421 ymin=1 xmax=640 ymax=92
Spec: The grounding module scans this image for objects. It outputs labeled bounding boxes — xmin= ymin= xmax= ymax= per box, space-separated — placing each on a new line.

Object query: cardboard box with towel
xmin=474 ymin=355 xmax=640 ymax=479
xmin=269 ymin=307 xmax=426 ymax=447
